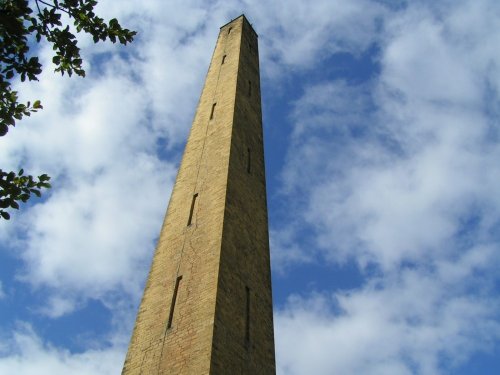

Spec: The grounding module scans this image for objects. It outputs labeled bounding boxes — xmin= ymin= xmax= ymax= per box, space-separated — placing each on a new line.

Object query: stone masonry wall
xmin=122 ymin=15 xmax=275 ymax=375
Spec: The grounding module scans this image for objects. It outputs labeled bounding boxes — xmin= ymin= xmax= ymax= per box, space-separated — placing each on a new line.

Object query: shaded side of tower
xmin=122 ymin=15 xmax=276 ymax=375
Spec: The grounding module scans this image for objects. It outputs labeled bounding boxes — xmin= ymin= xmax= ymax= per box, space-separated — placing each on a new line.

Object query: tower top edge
xmin=219 ymin=14 xmax=258 ymax=37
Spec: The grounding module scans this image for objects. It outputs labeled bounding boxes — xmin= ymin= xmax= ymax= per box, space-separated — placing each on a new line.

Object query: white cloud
xmin=276 ymin=255 xmax=500 ymax=375
xmin=381 ymin=6 xmax=482 ymax=106
xmin=274 ymin=0 xmax=500 ymax=372
xmin=281 ymin=0 xmax=500 ymax=271
xmin=270 ymin=228 xmax=313 ymax=274
xmin=37 ymin=296 xmax=80 ymax=319
xmin=0 ymin=27 xmax=177 ymax=316
xmin=0 ymin=324 xmax=125 ymax=375
xmin=89 ymin=0 xmax=242 ymax=146
xmin=248 ymin=0 xmax=385 ymax=74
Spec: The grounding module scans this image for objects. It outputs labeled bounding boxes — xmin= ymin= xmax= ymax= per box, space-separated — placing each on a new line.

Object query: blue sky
xmin=1 ymin=0 xmax=500 ymax=374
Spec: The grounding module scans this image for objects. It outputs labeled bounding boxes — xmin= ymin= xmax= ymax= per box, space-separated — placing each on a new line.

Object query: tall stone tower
xmin=122 ymin=15 xmax=276 ymax=374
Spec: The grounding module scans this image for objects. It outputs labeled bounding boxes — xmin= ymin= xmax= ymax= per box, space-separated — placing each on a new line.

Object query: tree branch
xmin=36 ymin=0 xmax=71 ymax=16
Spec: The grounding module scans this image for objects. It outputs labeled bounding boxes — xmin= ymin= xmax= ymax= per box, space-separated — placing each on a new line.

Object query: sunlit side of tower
xmin=122 ymin=15 xmax=275 ymax=374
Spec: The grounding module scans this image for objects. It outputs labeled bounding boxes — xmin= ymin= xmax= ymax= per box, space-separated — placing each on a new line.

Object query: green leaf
xmin=0 ymin=124 xmax=8 ymax=137
xmin=1 ymin=211 xmax=10 ymax=220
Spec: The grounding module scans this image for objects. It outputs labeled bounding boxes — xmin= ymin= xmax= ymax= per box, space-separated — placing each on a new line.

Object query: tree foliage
xmin=0 ymin=0 xmax=136 ymax=220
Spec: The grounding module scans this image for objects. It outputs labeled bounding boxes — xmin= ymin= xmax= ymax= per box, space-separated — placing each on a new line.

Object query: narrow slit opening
xmin=187 ymin=193 xmax=198 ymax=226
xmin=167 ymin=275 xmax=183 ymax=329
xmin=222 ymin=55 xmax=227 ymax=64
xmin=245 ymin=286 xmax=250 ymax=345
xmin=228 ymin=27 xmax=232 ymax=34
xmin=247 ymin=148 xmax=251 ymax=174
xmin=248 ymin=80 xmax=252 ymax=97
xmin=210 ymin=103 xmax=216 ymax=120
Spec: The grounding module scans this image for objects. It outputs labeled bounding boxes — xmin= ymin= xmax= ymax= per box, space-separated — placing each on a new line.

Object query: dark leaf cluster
xmin=0 ymin=169 xmax=51 ymax=220
xmin=0 ymin=0 xmax=136 ymax=220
